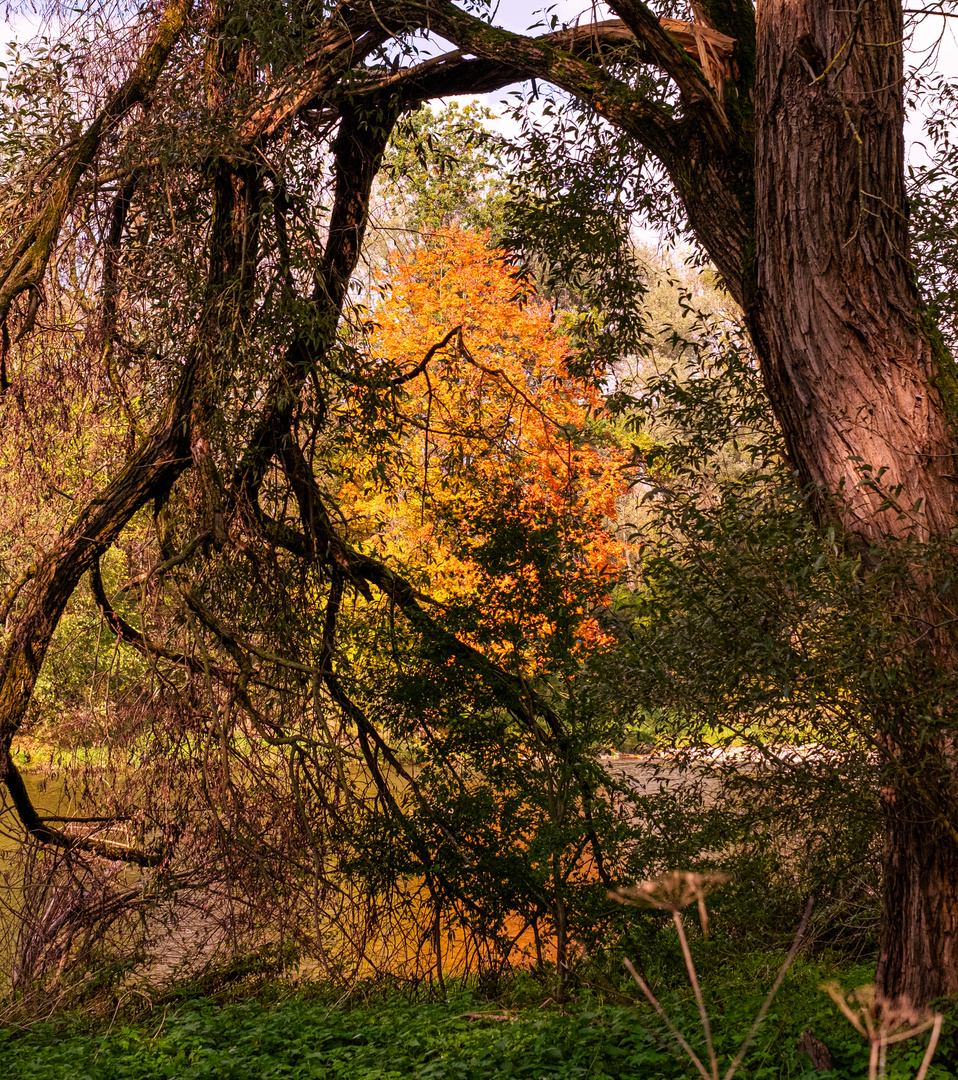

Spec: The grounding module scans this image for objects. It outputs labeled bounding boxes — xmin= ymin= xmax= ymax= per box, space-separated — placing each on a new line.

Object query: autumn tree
xmin=330 ymin=229 xmax=633 ymax=982
xmin=341 ymin=229 xmax=625 ymax=653
xmin=1 ymin=0 xmax=957 ymax=1008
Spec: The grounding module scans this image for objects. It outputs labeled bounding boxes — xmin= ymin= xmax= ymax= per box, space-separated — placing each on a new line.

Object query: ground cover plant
xmin=0 ymin=961 xmax=951 ymax=1080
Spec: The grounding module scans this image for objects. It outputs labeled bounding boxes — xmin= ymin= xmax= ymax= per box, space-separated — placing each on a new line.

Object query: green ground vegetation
xmin=1 ymin=960 xmax=953 ymax=1080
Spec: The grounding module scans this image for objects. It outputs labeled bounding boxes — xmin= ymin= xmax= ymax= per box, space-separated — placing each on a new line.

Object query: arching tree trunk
xmin=5 ymin=0 xmax=958 ymax=1011
xmin=752 ymin=0 xmax=958 ymax=1007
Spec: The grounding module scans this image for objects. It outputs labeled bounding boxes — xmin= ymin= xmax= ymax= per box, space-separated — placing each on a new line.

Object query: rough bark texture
xmin=753 ymin=0 xmax=958 ymax=543
xmin=424 ymin=0 xmax=958 ymax=1009
xmin=0 ymin=85 xmax=399 ymax=861
xmin=752 ymin=0 xmax=958 ymax=1006
xmin=879 ymin=780 xmax=958 ymax=1008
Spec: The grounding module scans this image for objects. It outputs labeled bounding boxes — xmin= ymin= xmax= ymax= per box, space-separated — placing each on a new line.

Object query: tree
xmin=0 ymin=0 xmax=956 ymax=1007
xmin=341 ymin=228 xmax=625 ymax=646
xmin=378 ymin=102 xmax=508 ymax=236
xmin=335 ymin=229 xmax=631 ymax=984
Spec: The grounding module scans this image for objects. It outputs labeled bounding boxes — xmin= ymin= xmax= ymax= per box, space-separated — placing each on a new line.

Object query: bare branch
xmin=2 ymin=752 xmax=165 ymax=867
xmin=89 ymin=557 xmax=239 ymax=685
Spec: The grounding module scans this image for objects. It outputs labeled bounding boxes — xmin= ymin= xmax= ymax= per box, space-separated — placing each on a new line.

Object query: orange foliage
xmin=341 ymin=230 xmax=627 ymax=667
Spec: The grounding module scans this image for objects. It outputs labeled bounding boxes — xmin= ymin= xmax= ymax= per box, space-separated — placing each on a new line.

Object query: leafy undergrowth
xmin=2 ymin=971 xmax=955 ymax=1080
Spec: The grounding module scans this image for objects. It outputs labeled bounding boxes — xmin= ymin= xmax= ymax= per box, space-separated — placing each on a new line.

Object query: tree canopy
xmin=1 ymin=0 xmax=958 ymax=1011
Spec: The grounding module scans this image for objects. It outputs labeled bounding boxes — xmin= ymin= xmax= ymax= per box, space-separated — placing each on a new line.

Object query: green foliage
xmin=586 ymin=289 xmax=906 ymax=955
xmin=3 ymin=0 xmax=957 ymax=1024
xmin=498 ymin=105 xmax=654 ymax=386
xmin=908 ymin=76 xmax=958 ymax=355
xmin=0 ymin=964 xmax=952 ymax=1080
xmin=0 ymin=34 xmax=83 ymax=194
xmin=380 ymin=103 xmax=509 ymax=236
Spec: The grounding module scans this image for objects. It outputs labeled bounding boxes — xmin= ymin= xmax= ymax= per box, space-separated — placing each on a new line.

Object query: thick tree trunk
xmin=877 ymin=780 xmax=958 ymax=1009
xmin=753 ymin=0 xmax=958 ymax=1006
xmin=753 ymin=0 xmax=958 ymax=543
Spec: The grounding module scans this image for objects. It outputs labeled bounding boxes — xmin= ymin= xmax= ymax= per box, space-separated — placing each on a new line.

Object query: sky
xmin=495 ymin=0 xmax=611 ymax=32
xmin=904 ymin=10 xmax=958 ymax=167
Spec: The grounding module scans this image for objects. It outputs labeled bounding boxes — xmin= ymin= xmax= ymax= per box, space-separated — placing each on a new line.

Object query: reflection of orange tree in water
xmin=335 ymin=764 xmax=613 ymax=989
xmin=334 ymin=230 xmax=629 ymax=988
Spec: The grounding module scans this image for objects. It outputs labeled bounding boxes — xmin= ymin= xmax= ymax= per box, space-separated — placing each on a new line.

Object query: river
xmin=0 ymin=754 xmax=744 ymax=995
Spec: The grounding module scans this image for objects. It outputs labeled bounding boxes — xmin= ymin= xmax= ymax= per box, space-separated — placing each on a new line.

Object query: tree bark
xmin=878 ymin=778 xmax=958 ymax=1009
xmin=752 ymin=0 xmax=958 ymax=1006
xmin=753 ymin=0 xmax=958 ymax=543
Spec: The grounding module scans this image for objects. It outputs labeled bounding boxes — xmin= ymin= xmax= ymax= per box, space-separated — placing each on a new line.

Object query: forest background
xmin=1 ymin=1 xmax=958 ymax=1077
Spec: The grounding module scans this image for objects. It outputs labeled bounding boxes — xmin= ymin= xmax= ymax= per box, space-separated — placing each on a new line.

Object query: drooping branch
xmin=0 ymin=49 xmax=272 ymax=849
xmin=90 ymin=556 xmax=238 ymax=683
xmin=0 ymin=356 xmax=200 ymax=852
xmin=274 ymin=434 xmax=565 ymax=748
xmin=3 ymin=751 xmax=165 ymax=865
xmin=0 ymin=0 xmax=192 ymax=346
xmin=0 ymin=359 xmax=198 ymax=739
xmin=256 ymin=434 xmax=602 ymax=892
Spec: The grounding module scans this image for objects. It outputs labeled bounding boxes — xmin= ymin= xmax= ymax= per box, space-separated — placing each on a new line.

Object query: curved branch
xmin=0 ymin=358 xmax=198 ymax=773
xmin=607 ymin=0 xmax=731 ymax=119
xmin=349 ymin=20 xmax=635 ymax=101
xmin=331 ymin=325 xmax=461 ymax=389
xmin=240 ymin=11 xmax=391 ymax=140
xmin=2 ymin=752 xmax=164 ymax=866
xmin=382 ymin=1 xmax=678 ymax=161
xmin=232 ymin=92 xmax=401 ymax=510
xmin=350 ymin=1 xmax=754 ymax=301
xmin=90 ymin=557 xmax=237 ymax=683
xmin=368 ymin=14 xmax=733 ymax=126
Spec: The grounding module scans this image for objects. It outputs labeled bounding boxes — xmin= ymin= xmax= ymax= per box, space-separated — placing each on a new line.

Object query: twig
xmin=673 ymin=910 xmax=718 ymax=1080
xmin=915 ymin=1011 xmax=943 ymax=1080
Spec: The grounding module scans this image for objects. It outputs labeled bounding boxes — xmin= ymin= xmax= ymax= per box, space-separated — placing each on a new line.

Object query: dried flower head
xmin=609 ymin=870 xmax=731 ymax=936
xmin=822 ymin=980 xmax=939 ymax=1042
